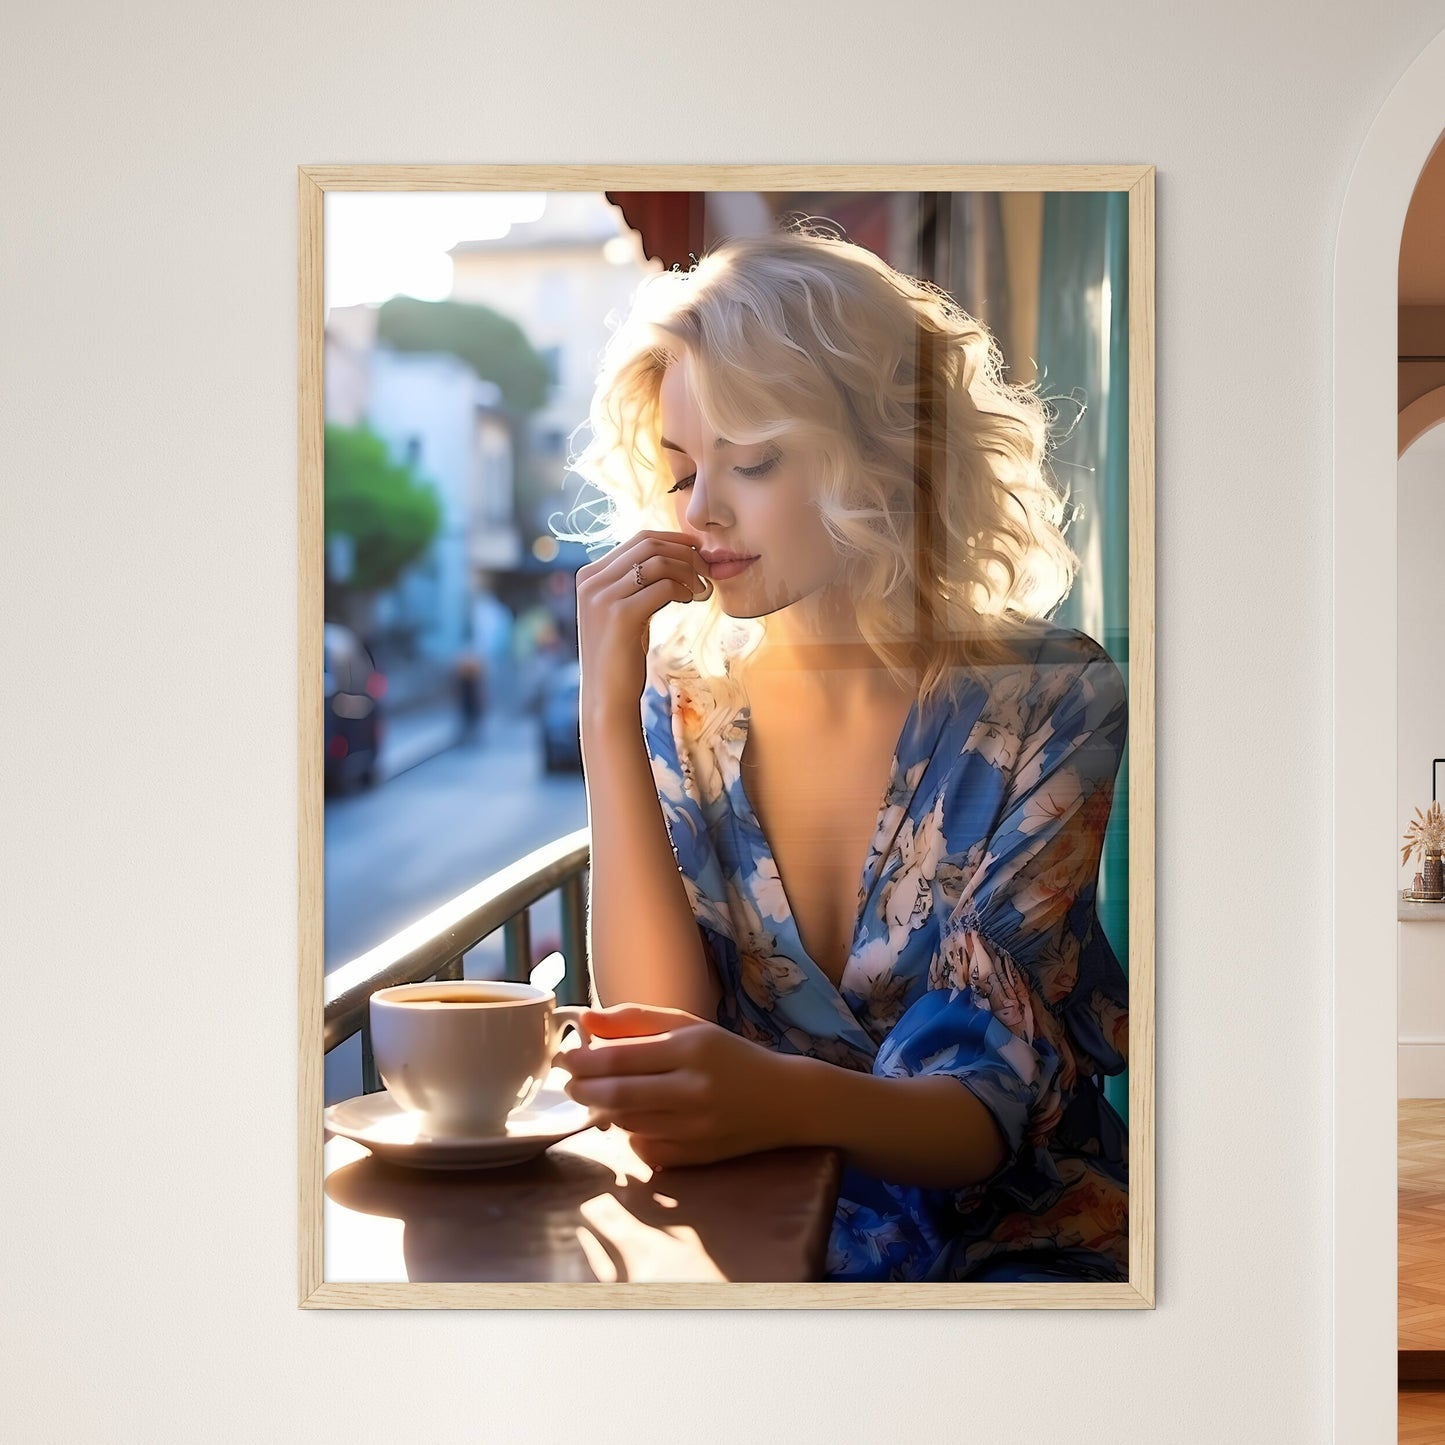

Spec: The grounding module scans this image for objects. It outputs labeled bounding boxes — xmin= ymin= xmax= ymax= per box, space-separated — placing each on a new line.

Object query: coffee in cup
xmin=368 ymin=980 xmax=586 ymax=1138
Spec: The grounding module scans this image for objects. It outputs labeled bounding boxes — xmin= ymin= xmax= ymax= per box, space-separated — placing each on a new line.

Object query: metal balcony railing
xmin=323 ymin=827 xmax=591 ymax=1092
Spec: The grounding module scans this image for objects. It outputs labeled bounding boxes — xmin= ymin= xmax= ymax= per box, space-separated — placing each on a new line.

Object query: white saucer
xmin=323 ymin=1085 xmax=601 ymax=1171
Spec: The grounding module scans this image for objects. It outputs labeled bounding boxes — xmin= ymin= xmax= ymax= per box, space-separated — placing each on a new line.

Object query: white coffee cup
xmin=369 ymin=979 xmax=586 ymax=1138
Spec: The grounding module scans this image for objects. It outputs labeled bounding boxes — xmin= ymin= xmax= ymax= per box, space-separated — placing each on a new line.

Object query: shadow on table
xmin=325 ymin=1134 xmax=842 ymax=1283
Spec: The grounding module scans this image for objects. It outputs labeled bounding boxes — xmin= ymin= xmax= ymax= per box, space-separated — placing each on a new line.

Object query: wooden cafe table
xmin=324 ymin=1064 xmax=844 ymax=1284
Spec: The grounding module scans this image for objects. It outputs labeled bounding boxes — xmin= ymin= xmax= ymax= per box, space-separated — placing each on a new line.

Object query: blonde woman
xmin=554 ymin=226 xmax=1129 ymax=1283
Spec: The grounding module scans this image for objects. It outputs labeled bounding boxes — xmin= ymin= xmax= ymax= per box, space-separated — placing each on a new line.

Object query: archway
xmin=1334 ymin=25 xmax=1445 ymax=1440
xmin=1400 ymin=385 xmax=1445 ymax=456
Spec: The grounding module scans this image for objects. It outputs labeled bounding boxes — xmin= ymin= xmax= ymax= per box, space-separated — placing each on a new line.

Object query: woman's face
xmin=657 ymin=356 xmax=843 ymax=620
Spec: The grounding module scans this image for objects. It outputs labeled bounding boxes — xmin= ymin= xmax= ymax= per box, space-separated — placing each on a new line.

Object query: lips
xmin=699 ymin=551 xmax=757 ymax=565
xmin=703 ymin=554 xmax=758 ymax=581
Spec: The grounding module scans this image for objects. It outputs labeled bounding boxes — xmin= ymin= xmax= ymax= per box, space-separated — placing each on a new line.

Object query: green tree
xmin=376 ymin=296 xmax=551 ymax=414
xmin=324 ymin=422 xmax=442 ymax=594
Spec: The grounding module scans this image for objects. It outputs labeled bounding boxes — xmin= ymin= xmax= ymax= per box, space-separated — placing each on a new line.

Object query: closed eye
xmin=667 ymin=455 xmax=779 ymax=495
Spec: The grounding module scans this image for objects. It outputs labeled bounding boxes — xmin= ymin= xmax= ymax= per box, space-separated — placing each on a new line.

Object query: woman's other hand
xmin=574 ymin=531 xmax=712 ymax=724
xmin=555 ymin=1002 xmax=797 ymax=1170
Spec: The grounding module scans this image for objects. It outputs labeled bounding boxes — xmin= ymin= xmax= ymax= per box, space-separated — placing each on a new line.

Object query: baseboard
xmin=1399 ymin=1040 xmax=1445 ymax=1097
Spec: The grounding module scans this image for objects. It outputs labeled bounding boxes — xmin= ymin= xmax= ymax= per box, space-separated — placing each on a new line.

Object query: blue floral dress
xmin=638 ymin=619 xmax=1131 ymax=1283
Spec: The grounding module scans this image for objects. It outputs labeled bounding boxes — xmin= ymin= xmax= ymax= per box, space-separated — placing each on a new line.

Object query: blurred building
xmin=323 ymin=303 xmax=376 ymax=425
xmin=447 ymin=191 xmax=658 ymax=598
xmin=324 ymin=303 xmax=522 ymax=661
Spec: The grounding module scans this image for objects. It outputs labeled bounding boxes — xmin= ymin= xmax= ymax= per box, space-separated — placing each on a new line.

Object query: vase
xmin=1425 ymin=851 xmax=1444 ymax=899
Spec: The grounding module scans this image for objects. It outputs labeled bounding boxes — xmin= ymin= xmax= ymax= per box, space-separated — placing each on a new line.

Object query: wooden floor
xmin=1402 ymin=1383 xmax=1445 ymax=1439
xmin=1401 ymin=1101 xmax=1445 ymax=1432
xmin=1401 ymin=1100 xmax=1445 ymax=1356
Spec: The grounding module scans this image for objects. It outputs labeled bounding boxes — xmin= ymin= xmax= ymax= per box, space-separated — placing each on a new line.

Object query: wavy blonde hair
xmin=558 ymin=222 xmax=1082 ymax=720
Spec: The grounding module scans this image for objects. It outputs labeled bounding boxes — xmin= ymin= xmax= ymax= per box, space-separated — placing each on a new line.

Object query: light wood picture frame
xmin=299 ymin=164 xmax=1155 ymax=1309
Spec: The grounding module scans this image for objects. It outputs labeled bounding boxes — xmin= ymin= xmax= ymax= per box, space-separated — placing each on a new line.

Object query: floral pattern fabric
xmin=638 ymin=619 xmax=1131 ymax=1283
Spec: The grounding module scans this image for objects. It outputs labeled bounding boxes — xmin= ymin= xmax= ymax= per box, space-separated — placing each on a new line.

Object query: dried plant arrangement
xmin=1401 ymin=800 xmax=1445 ymax=867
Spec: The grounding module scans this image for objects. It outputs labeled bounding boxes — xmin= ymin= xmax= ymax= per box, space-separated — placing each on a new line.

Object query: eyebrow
xmin=660 ymin=436 xmax=733 ymax=453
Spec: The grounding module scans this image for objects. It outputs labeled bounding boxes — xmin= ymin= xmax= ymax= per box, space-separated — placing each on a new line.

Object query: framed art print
xmin=299 ymin=165 xmax=1155 ymax=1309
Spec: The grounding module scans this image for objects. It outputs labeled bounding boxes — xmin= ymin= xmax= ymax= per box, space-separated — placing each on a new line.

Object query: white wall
xmin=7 ymin=2 xmax=1445 ymax=1441
xmin=1399 ymin=422 xmax=1445 ymax=1093
xmin=1399 ymin=918 xmax=1445 ymax=1093
xmin=1398 ymin=421 xmax=1445 ymax=876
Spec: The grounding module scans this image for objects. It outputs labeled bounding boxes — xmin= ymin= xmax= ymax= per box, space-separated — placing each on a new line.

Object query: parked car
xmin=539 ymin=658 xmax=582 ymax=773
xmin=324 ymin=622 xmax=385 ymax=792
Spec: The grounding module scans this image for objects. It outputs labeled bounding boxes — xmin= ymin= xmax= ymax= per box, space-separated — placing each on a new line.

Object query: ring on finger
xmin=634 ymin=561 xmax=645 ymax=588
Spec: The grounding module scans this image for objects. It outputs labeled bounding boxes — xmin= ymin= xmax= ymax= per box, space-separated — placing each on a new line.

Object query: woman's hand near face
xmin=556 ymin=1003 xmax=797 ymax=1170
xmin=574 ymin=531 xmax=712 ymax=725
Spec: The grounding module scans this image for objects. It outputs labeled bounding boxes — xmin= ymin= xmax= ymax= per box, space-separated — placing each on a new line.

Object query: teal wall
xmin=1036 ymin=191 xmax=1132 ymax=1123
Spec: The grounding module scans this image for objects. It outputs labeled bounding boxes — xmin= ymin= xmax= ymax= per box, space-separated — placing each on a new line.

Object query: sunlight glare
xmin=324 ymin=191 xmax=547 ymax=313
xmin=574 ymin=1224 xmax=619 ymax=1283
xmin=577 ymin=1194 xmax=726 ymax=1282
